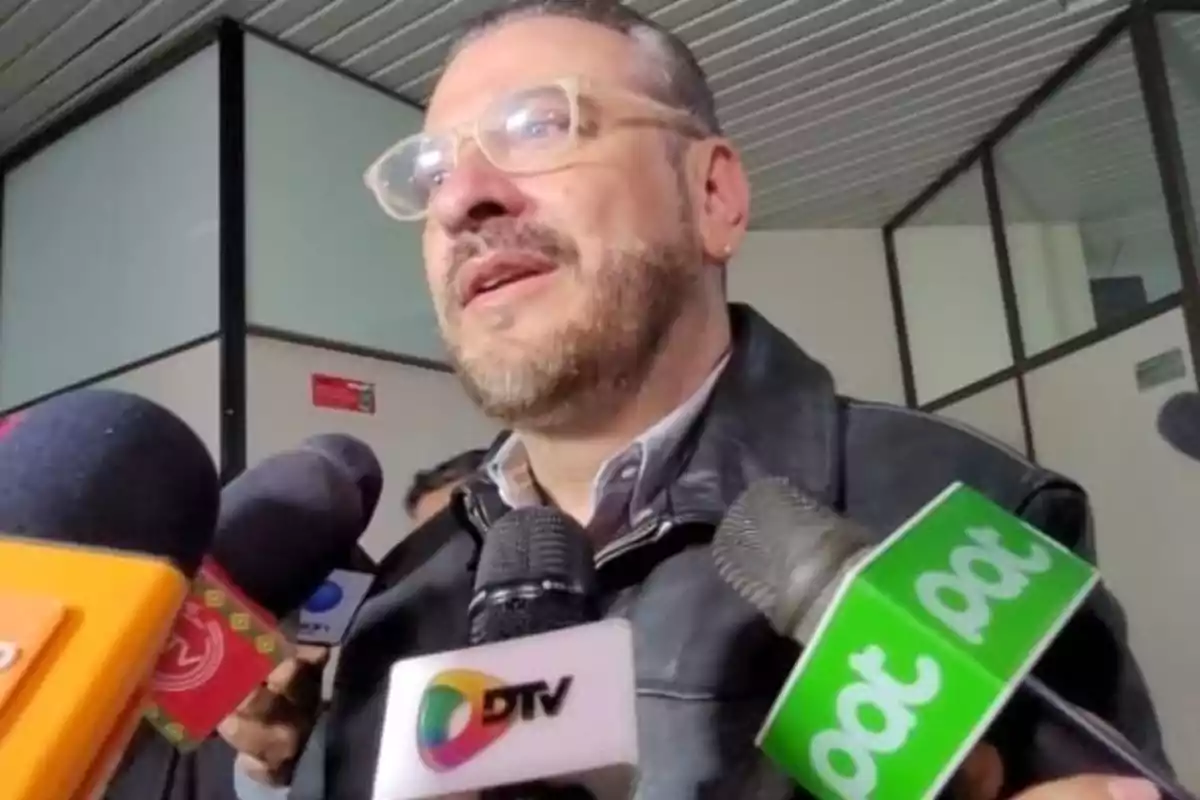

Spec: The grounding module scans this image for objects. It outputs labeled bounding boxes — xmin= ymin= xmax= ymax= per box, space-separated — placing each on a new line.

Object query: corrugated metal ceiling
xmin=0 ymin=0 xmax=1136 ymax=229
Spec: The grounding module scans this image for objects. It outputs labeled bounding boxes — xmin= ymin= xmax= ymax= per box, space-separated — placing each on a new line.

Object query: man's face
xmin=421 ymin=16 xmax=739 ymax=430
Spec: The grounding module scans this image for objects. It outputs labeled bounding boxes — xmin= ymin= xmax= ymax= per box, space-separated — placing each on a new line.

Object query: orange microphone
xmin=0 ymin=389 xmax=219 ymax=800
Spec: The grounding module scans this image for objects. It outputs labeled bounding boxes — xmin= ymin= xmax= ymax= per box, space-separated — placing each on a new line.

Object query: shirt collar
xmin=484 ymin=352 xmax=731 ymax=537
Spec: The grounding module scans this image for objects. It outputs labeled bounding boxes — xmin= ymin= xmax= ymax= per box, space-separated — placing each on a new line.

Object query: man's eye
xmin=508 ymin=109 xmax=571 ymax=139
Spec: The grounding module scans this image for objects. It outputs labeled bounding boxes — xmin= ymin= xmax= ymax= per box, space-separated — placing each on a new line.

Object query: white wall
xmin=0 ymin=45 xmax=220 ymax=410
xmin=94 ymin=339 xmax=222 ymax=466
xmin=243 ymin=35 xmax=441 ymax=361
xmin=731 ymin=229 xmax=905 ymax=405
xmin=244 ymin=336 xmax=498 ymax=561
xmin=1025 ymin=308 xmax=1198 ymax=787
xmin=934 ymin=378 xmax=1027 ymax=456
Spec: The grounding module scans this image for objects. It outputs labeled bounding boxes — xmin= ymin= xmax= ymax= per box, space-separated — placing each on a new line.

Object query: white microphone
xmin=370 ymin=508 xmax=640 ymax=800
xmin=371 ymin=619 xmax=638 ymax=799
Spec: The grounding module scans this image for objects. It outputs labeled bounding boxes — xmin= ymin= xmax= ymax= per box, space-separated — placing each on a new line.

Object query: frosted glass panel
xmin=244 ymin=36 xmax=441 ymax=360
xmin=894 ymin=166 xmax=1012 ymax=403
xmin=0 ymin=45 xmax=220 ymax=409
xmin=996 ymin=35 xmax=1176 ymax=356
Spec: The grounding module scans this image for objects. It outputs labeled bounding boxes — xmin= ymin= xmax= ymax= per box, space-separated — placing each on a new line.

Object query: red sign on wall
xmin=312 ymin=374 xmax=376 ymax=415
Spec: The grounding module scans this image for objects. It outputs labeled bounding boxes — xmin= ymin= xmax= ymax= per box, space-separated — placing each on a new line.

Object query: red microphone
xmin=142 ymin=435 xmax=378 ymax=748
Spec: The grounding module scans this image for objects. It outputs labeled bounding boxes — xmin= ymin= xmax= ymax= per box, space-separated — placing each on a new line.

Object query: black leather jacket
xmin=286 ymin=304 xmax=1168 ymax=799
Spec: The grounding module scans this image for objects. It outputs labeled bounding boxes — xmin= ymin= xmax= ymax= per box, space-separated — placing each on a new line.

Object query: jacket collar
xmin=663 ymin=302 xmax=842 ymax=523
xmin=459 ymin=303 xmax=842 ymax=530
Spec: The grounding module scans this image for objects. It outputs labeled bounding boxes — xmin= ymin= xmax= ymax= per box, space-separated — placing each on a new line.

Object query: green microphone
xmin=712 ymin=478 xmax=1189 ymax=800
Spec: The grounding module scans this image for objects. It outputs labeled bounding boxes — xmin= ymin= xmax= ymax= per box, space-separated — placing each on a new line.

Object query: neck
xmin=520 ymin=302 xmax=731 ymax=525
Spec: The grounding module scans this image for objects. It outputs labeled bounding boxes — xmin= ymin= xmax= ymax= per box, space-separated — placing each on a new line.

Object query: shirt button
xmin=620 ymin=465 xmax=638 ymax=480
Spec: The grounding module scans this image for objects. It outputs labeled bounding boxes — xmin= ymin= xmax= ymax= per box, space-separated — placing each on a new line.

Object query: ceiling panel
xmin=0 ymin=0 xmax=1157 ymax=230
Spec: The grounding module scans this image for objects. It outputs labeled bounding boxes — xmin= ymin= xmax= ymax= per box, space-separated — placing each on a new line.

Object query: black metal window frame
xmin=0 ymin=19 xmax=434 ymax=483
xmin=883 ymin=0 xmax=1200 ymax=462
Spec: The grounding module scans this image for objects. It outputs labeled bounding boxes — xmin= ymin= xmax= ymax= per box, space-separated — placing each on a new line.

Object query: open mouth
xmin=461 ymin=254 xmax=556 ymax=307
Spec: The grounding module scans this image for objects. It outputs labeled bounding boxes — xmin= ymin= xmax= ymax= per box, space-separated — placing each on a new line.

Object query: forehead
xmin=427 ymin=15 xmax=644 ymax=130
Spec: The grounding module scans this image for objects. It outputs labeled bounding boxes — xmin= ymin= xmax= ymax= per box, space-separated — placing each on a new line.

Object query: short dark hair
xmin=404 ymin=448 xmax=489 ymax=515
xmin=446 ymin=0 xmax=721 ymax=136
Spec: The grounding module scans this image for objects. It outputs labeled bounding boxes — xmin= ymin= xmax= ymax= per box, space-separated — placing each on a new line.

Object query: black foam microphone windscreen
xmin=468 ymin=506 xmax=598 ymax=645
xmin=1157 ymin=391 xmax=1200 ymax=462
xmin=210 ymin=443 xmax=376 ymax=618
xmin=0 ymin=387 xmax=220 ymax=574
xmin=302 ymin=433 xmax=384 ymax=523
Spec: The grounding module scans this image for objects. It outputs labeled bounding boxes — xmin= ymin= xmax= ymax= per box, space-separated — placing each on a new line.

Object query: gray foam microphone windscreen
xmin=712 ymin=477 xmax=874 ymax=644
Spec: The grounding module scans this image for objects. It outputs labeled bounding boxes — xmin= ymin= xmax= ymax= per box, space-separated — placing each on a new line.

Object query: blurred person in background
xmin=403 ymin=447 xmax=490 ymax=526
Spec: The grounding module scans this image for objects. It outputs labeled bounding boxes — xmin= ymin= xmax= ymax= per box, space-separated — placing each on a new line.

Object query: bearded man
xmin=227 ymin=2 xmax=1168 ymax=799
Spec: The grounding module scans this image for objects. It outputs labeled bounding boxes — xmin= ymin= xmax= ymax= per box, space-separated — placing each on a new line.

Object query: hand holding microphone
xmin=1009 ymin=776 xmax=1160 ymax=800
xmin=138 ymin=433 xmax=380 ymax=779
xmin=219 ymin=643 xmax=330 ymax=787
xmin=711 ymin=478 xmax=1190 ymax=800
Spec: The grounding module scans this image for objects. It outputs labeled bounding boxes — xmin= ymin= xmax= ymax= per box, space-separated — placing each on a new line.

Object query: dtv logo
xmin=482 ymin=677 xmax=573 ymax=725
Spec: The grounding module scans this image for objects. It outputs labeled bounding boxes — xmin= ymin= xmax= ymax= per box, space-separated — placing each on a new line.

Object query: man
xmin=403 ymin=448 xmax=488 ymax=526
xmin=229 ymin=2 xmax=1169 ymax=798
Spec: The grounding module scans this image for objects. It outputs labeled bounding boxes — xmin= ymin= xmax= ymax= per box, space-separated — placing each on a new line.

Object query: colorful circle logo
xmin=304 ymin=580 xmax=343 ymax=613
xmin=417 ymin=669 xmax=511 ymax=771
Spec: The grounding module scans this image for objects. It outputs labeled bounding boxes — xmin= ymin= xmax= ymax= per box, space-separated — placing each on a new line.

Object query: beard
xmin=438 ymin=213 xmax=702 ymax=433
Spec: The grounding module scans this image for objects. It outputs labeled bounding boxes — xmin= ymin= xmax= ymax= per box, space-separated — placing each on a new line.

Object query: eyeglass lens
xmin=375 ymin=83 xmax=579 ymax=218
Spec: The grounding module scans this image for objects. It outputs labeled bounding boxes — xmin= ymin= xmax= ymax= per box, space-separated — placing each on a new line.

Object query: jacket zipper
xmin=595 ymin=513 xmax=716 ymax=569
xmin=465 ymin=483 xmax=713 ymax=573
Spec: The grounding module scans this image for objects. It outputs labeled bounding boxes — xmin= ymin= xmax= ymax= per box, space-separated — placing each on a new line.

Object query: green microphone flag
xmin=757 ymin=483 xmax=1098 ymax=800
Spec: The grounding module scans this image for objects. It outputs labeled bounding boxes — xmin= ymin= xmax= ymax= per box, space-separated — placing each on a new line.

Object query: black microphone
xmin=213 ymin=434 xmax=380 ymax=619
xmin=109 ymin=436 xmax=384 ymax=797
xmin=471 ymin=508 xmax=599 ymax=800
xmin=1157 ymin=391 xmax=1200 ymax=462
xmin=0 ymin=388 xmax=221 ymax=800
xmin=369 ymin=507 xmax=638 ymax=799
xmin=294 ymin=434 xmax=381 ymax=643
xmin=468 ymin=506 xmax=599 ymax=646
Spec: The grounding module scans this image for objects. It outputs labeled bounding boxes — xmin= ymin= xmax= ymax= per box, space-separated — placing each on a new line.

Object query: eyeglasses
xmin=362 ymin=76 xmax=704 ymax=222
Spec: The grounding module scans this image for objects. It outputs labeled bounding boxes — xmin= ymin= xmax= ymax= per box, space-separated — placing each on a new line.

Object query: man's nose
xmin=427 ymin=151 xmax=529 ymax=233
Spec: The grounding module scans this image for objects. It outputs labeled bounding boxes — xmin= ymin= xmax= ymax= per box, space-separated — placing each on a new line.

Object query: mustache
xmin=446 ymin=222 xmax=579 ymax=301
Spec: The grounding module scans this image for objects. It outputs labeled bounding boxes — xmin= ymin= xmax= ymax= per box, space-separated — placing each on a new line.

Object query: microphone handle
xmin=1022 ymin=676 xmax=1195 ymax=800
xmin=481 ymin=782 xmax=597 ymax=799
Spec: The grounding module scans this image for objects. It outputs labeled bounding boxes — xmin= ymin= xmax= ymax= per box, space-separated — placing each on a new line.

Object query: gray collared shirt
xmin=484 ymin=352 xmax=731 ymax=550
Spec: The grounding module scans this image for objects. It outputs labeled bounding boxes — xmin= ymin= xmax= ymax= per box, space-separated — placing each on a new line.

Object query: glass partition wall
xmin=884 ymin=1 xmax=1200 ymax=454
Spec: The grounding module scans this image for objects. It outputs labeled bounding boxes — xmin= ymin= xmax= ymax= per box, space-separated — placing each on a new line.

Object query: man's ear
xmin=690 ymin=137 xmax=750 ymax=266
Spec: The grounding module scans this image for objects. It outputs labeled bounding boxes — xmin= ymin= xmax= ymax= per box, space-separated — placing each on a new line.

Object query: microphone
xmin=0 ymin=388 xmax=221 ymax=800
xmin=711 ymin=478 xmax=1193 ymax=800
xmin=296 ymin=434 xmax=381 ymax=646
xmin=143 ymin=434 xmax=379 ymax=749
xmin=1157 ymin=391 xmax=1200 ymax=462
xmin=371 ymin=507 xmax=638 ymax=800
